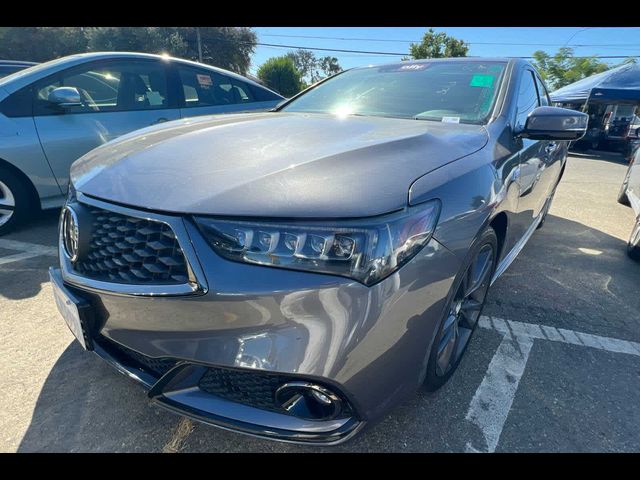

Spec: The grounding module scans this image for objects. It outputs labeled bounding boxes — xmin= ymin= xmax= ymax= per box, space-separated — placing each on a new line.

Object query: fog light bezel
xmin=275 ymin=381 xmax=345 ymax=421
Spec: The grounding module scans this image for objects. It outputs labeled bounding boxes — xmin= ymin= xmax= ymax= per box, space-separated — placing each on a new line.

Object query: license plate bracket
xmin=49 ymin=268 xmax=95 ymax=351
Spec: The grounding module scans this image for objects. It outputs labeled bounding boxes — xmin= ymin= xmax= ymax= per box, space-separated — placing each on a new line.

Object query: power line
xmin=203 ymin=34 xmax=640 ymax=60
xmin=259 ymin=33 xmax=640 ymax=48
xmin=255 ymin=41 xmax=638 ymax=60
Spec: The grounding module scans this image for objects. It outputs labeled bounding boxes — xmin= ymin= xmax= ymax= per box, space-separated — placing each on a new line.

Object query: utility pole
xmin=196 ymin=27 xmax=203 ymax=63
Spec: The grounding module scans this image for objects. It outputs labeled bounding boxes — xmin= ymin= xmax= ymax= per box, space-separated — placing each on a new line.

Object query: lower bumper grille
xmin=96 ymin=336 xmax=353 ymax=419
xmin=198 ymin=368 xmax=285 ymax=412
xmin=96 ymin=337 xmax=178 ymax=378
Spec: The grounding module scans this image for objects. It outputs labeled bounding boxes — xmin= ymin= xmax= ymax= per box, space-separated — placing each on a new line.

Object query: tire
xmin=617 ymin=170 xmax=631 ymax=207
xmin=537 ymin=186 xmax=557 ymax=230
xmin=424 ymin=227 xmax=498 ymax=391
xmin=0 ymin=168 xmax=32 ymax=236
xmin=628 ymin=217 xmax=640 ymax=262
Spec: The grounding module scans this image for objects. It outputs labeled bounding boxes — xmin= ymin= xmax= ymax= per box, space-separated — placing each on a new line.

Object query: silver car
xmin=618 ymin=145 xmax=640 ymax=260
xmin=0 ymin=52 xmax=283 ymax=234
xmin=50 ymin=58 xmax=587 ymax=444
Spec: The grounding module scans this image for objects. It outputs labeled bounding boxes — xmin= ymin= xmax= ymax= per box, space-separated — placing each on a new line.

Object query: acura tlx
xmin=50 ymin=58 xmax=587 ymax=444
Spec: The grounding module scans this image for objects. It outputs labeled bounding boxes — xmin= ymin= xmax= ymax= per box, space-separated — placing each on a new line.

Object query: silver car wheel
xmin=0 ymin=180 xmax=16 ymax=227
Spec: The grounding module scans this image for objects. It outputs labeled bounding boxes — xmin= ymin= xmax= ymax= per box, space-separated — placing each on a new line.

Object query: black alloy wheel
xmin=425 ymin=227 xmax=497 ymax=391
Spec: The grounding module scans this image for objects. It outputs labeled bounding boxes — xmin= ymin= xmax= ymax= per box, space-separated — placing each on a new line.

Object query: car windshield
xmin=282 ymin=60 xmax=507 ymax=124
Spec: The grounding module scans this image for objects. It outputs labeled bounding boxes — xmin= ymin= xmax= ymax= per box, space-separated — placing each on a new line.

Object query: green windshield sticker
xmin=470 ymin=74 xmax=494 ymax=88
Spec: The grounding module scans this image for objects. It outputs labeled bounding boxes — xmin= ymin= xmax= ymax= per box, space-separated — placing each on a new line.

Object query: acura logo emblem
xmin=62 ymin=205 xmax=80 ymax=263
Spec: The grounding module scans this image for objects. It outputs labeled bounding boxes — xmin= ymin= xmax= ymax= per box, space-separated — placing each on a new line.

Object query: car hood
xmin=72 ymin=112 xmax=488 ymax=218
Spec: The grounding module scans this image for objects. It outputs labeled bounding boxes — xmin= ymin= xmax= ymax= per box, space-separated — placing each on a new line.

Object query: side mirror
xmin=520 ymin=106 xmax=588 ymax=141
xmin=47 ymin=86 xmax=82 ymax=108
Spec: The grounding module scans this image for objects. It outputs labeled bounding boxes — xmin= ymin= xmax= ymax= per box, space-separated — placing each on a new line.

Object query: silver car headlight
xmin=194 ymin=200 xmax=440 ymax=286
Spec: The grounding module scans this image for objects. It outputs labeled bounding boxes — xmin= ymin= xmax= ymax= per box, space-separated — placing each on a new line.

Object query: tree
xmin=532 ymin=48 xmax=609 ymax=90
xmin=177 ymin=27 xmax=257 ymax=74
xmin=86 ymin=27 xmax=183 ymax=56
xmin=409 ymin=28 xmax=468 ymax=59
xmin=0 ymin=27 xmax=87 ymax=62
xmin=257 ymin=56 xmax=303 ymax=97
xmin=286 ymin=49 xmax=320 ymax=85
xmin=86 ymin=27 xmax=256 ymax=74
xmin=0 ymin=27 xmax=257 ymax=75
xmin=285 ymin=50 xmax=342 ymax=87
xmin=319 ymin=56 xmax=342 ymax=78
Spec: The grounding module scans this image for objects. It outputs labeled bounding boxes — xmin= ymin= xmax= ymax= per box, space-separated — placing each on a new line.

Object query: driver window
xmin=33 ymin=61 xmax=169 ymax=115
xmin=515 ymin=70 xmax=540 ymax=130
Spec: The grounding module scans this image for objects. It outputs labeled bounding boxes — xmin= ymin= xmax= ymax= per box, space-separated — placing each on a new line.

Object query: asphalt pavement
xmin=1 ymin=151 xmax=638 ymax=452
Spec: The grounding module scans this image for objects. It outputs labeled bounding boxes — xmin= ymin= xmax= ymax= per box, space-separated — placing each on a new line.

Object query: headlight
xmin=194 ymin=200 xmax=440 ymax=286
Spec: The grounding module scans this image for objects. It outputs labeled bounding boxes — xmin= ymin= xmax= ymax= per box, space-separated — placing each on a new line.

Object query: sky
xmin=248 ymin=27 xmax=640 ymax=75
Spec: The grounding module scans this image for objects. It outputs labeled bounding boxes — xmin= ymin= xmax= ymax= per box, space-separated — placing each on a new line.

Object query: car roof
xmin=0 ymin=52 xmax=281 ymax=97
xmin=0 ymin=60 xmax=38 ymax=66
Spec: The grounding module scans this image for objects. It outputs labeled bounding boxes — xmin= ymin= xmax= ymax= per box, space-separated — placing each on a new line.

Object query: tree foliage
xmin=285 ymin=49 xmax=342 ymax=86
xmin=532 ymin=48 xmax=610 ymax=90
xmin=409 ymin=28 xmax=469 ymax=59
xmin=257 ymin=56 xmax=303 ymax=97
xmin=0 ymin=27 xmax=257 ymax=75
xmin=0 ymin=27 xmax=88 ymax=62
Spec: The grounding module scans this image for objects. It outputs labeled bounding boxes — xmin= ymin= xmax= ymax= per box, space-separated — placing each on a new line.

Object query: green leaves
xmin=409 ymin=28 xmax=469 ymax=59
xmin=257 ymin=56 xmax=303 ymax=97
xmin=0 ymin=27 xmax=257 ymax=75
xmin=532 ymin=48 xmax=610 ymax=90
xmin=285 ymin=50 xmax=343 ymax=85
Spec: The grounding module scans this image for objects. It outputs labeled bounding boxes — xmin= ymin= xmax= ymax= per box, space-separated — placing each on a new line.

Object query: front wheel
xmin=628 ymin=217 xmax=640 ymax=262
xmin=0 ymin=169 xmax=32 ymax=236
xmin=617 ymin=169 xmax=631 ymax=206
xmin=424 ymin=227 xmax=497 ymax=391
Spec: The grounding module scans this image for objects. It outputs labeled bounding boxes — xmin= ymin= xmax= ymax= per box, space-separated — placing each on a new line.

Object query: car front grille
xmin=72 ymin=205 xmax=189 ymax=285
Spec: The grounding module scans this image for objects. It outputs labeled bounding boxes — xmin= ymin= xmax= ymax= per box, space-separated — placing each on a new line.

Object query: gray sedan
xmin=0 ymin=52 xmax=283 ymax=234
xmin=50 ymin=58 xmax=587 ymax=444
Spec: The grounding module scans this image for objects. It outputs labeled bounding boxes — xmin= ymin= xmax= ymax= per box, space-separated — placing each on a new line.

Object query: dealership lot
xmin=1 ymin=151 xmax=639 ymax=452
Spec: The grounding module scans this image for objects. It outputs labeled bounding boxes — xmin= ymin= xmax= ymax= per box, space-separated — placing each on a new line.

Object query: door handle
xmin=151 ymin=117 xmax=169 ymax=125
xmin=545 ymin=142 xmax=558 ymax=155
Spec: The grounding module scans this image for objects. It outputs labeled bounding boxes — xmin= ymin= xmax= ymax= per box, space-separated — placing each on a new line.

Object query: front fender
xmin=409 ymin=148 xmax=519 ymax=261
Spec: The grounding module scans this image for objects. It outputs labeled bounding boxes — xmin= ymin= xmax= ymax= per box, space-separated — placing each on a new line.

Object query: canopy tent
xmin=550 ymin=63 xmax=640 ymax=105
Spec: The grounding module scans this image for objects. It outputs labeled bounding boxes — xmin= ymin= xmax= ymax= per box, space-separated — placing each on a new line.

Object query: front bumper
xmin=53 ymin=196 xmax=461 ymax=445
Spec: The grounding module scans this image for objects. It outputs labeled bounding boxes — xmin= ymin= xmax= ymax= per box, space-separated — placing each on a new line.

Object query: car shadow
xmin=485 ymin=213 xmax=640 ymax=341
xmin=15 ymin=214 xmax=640 ymax=452
xmin=0 ymin=209 xmax=59 ymax=301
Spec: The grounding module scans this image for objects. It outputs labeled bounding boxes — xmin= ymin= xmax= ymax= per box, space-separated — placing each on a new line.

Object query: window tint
xmin=178 ymin=66 xmax=256 ymax=108
xmin=534 ymin=75 xmax=550 ymax=106
xmin=249 ymin=83 xmax=283 ymax=102
xmin=33 ymin=61 xmax=169 ymax=115
xmin=515 ymin=70 xmax=540 ymax=129
xmin=0 ymin=86 xmax=32 ymax=117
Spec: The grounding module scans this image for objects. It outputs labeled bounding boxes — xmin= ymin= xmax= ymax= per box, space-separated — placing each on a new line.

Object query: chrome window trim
xmin=59 ymin=192 xmax=209 ymax=297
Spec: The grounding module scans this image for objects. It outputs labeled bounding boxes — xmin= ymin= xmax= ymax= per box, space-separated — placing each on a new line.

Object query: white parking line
xmin=0 ymin=239 xmax=57 ymax=266
xmin=478 ymin=316 xmax=640 ymax=356
xmin=465 ymin=315 xmax=640 ymax=453
xmin=465 ymin=334 xmax=533 ymax=453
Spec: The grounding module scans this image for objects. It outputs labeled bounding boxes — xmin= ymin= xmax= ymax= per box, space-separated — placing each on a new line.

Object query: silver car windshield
xmin=282 ymin=60 xmax=507 ymax=124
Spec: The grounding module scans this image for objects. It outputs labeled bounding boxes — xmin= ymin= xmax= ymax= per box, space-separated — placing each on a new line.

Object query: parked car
xmin=0 ymin=60 xmax=37 ymax=79
xmin=0 ymin=52 xmax=283 ymax=234
xmin=50 ymin=58 xmax=587 ymax=444
xmin=617 ymin=146 xmax=640 ymax=260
